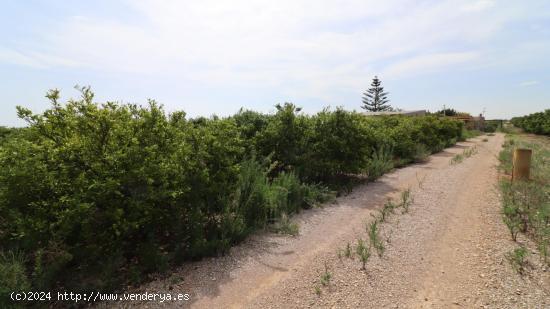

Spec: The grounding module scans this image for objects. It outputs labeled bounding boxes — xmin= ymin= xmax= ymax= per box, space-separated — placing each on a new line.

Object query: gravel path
xmin=110 ymin=133 xmax=549 ymax=308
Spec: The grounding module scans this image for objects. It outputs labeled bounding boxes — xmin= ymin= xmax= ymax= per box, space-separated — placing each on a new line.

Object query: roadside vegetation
xmin=498 ymin=132 xmax=550 ymax=273
xmin=338 ymin=187 xmax=414 ymax=275
xmin=484 ymin=120 xmax=502 ymax=133
xmin=511 ymin=109 xmax=550 ymax=136
xmin=461 ymin=129 xmax=482 ymax=140
xmin=450 ymin=145 xmax=478 ymax=165
xmin=314 ymin=262 xmax=332 ymax=296
xmin=0 ymin=87 xmax=464 ymax=298
xmin=505 ymin=246 xmax=529 ymax=275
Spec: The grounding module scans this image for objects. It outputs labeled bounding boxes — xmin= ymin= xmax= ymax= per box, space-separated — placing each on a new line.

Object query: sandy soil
xmin=107 ymin=133 xmax=549 ymax=308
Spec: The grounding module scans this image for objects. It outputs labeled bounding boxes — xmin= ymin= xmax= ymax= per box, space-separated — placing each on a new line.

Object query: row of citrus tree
xmin=0 ymin=87 xmax=463 ymax=297
xmin=511 ymin=109 xmax=550 ymax=136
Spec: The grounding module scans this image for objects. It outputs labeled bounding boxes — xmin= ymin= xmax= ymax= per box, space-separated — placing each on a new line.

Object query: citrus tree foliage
xmin=255 ymin=103 xmax=309 ymax=174
xmin=1 ymin=87 xmax=246 ymax=291
xmin=511 ymin=110 xmax=550 ymax=136
xmin=302 ymin=107 xmax=374 ymax=179
xmin=0 ymin=88 xmax=463 ymax=294
xmin=0 ymin=127 xmax=11 ymax=141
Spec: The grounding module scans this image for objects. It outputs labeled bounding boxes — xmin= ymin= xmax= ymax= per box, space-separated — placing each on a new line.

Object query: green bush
xmin=302 ymin=108 xmax=373 ymax=180
xmin=254 ymin=103 xmax=309 ymax=175
xmin=381 ymin=116 xmax=462 ymax=161
xmin=1 ymin=88 xmax=246 ymax=291
xmin=511 ymin=110 xmax=550 ymax=136
xmin=0 ymin=87 xmax=463 ymax=296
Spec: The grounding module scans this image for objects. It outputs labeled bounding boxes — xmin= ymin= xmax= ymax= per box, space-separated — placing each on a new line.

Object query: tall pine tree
xmin=361 ymin=76 xmax=391 ymax=112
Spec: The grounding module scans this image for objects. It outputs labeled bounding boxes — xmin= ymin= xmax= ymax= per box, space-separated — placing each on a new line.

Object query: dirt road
xmin=122 ymin=133 xmax=549 ymax=308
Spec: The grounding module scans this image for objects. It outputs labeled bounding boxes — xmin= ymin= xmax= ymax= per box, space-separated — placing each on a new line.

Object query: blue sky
xmin=1 ymin=0 xmax=549 ymax=126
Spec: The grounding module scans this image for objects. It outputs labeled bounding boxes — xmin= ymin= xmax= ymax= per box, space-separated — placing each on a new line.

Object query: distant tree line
xmin=436 ymin=108 xmax=458 ymax=116
xmin=511 ymin=109 xmax=550 ymax=136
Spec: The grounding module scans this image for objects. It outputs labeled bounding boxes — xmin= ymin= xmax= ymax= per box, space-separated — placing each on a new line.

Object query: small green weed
xmin=344 ymin=242 xmax=352 ymax=258
xmin=450 ymin=153 xmax=464 ymax=165
xmin=320 ymin=262 xmax=332 ymax=286
xmin=314 ymin=285 xmax=321 ymax=296
xmin=367 ymin=145 xmax=394 ymax=181
xmin=506 ymin=247 xmax=528 ymax=275
xmin=273 ymin=213 xmax=300 ymax=236
xmin=400 ymin=188 xmax=413 ymax=213
xmin=536 ymin=236 xmax=549 ymax=265
xmin=450 ymin=146 xmax=477 ymax=164
xmin=368 ymin=220 xmax=385 ymax=257
xmin=355 ymin=238 xmax=371 ymax=270
xmin=1 ymin=250 xmax=31 ymax=308
xmin=385 ymin=228 xmax=393 ymax=245
xmin=463 ymin=146 xmax=477 ymax=158
xmin=502 ymin=201 xmax=522 ymax=241
xmin=378 ymin=199 xmax=396 ymax=222
xmin=412 ymin=144 xmax=430 ymax=163
xmin=416 ymin=172 xmax=426 ymax=189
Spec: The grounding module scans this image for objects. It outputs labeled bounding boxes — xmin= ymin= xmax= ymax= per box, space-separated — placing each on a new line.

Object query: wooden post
xmin=512 ymin=148 xmax=532 ymax=181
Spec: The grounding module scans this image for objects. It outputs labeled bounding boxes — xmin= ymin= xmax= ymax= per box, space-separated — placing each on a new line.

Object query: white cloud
xmin=0 ymin=48 xmax=81 ymax=69
xmin=382 ymin=52 xmax=480 ymax=79
xmin=462 ymin=0 xmax=496 ymax=12
xmin=1 ymin=0 xmax=547 ymax=103
xmin=519 ymin=80 xmax=539 ymax=87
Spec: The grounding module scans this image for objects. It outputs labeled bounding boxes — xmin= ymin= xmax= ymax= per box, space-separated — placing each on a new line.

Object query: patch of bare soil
xmin=103 ymin=133 xmax=549 ymax=308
